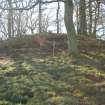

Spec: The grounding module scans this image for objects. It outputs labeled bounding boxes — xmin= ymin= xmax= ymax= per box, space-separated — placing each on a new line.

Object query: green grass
xmin=0 ymin=51 xmax=105 ymax=105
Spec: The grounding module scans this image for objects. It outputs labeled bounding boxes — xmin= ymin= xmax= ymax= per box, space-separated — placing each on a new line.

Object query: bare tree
xmin=25 ymin=8 xmax=38 ymax=34
xmin=88 ymin=0 xmax=93 ymax=35
xmin=56 ymin=1 xmax=60 ymax=34
xmin=79 ymin=0 xmax=87 ymax=36
xmin=7 ymin=0 xmax=14 ymax=38
xmin=64 ymin=0 xmax=78 ymax=55
xmin=0 ymin=0 xmax=79 ymax=55
xmin=93 ymin=1 xmax=100 ymax=37
xmin=39 ymin=0 xmax=42 ymax=33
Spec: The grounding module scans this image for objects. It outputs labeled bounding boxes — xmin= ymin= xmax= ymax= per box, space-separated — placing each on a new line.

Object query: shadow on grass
xmin=76 ymin=53 xmax=105 ymax=71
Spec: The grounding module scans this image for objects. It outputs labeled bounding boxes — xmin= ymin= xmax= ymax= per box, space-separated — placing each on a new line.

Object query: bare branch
xmin=0 ymin=0 xmax=64 ymax=11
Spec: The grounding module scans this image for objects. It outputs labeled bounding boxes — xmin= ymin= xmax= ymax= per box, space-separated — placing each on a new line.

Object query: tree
xmin=93 ymin=1 xmax=100 ymax=37
xmin=7 ymin=0 xmax=14 ymax=38
xmin=79 ymin=0 xmax=87 ymax=36
xmin=39 ymin=0 xmax=42 ymax=33
xmin=25 ymin=8 xmax=38 ymax=34
xmin=56 ymin=1 xmax=60 ymax=34
xmin=16 ymin=10 xmax=23 ymax=36
xmin=0 ymin=0 xmax=79 ymax=55
xmin=64 ymin=0 xmax=79 ymax=55
xmin=89 ymin=0 xmax=93 ymax=35
xmin=74 ymin=0 xmax=80 ymax=35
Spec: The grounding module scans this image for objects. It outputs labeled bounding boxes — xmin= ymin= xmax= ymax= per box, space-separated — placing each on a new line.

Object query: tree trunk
xmin=79 ymin=0 xmax=87 ymax=36
xmin=93 ymin=2 xmax=100 ymax=37
xmin=76 ymin=3 xmax=80 ymax=35
xmin=89 ymin=0 xmax=93 ymax=35
xmin=39 ymin=0 xmax=42 ymax=33
xmin=7 ymin=0 xmax=13 ymax=38
xmin=56 ymin=2 xmax=60 ymax=34
xmin=17 ymin=11 xmax=22 ymax=36
xmin=64 ymin=0 xmax=79 ymax=55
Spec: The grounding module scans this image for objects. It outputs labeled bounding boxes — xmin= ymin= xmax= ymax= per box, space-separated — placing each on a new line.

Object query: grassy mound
xmin=0 ymin=51 xmax=105 ymax=105
xmin=0 ymin=34 xmax=105 ymax=105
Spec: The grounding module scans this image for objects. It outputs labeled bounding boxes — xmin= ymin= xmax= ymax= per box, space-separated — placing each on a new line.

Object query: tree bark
xmin=79 ymin=0 xmax=87 ymax=36
xmin=89 ymin=0 xmax=93 ymax=35
xmin=39 ymin=0 xmax=42 ymax=33
xmin=76 ymin=2 xmax=80 ymax=35
xmin=93 ymin=2 xmax=100 ymax=37
xmin=56 ymin=2 xmax=60 ymax=34
xmin=64 ymin=0 xmax=79 ymax=55
xmin=17 ymin=11 xmax=22 ymax=36
xmin=7 ymin=0 xmax=13 ymax=38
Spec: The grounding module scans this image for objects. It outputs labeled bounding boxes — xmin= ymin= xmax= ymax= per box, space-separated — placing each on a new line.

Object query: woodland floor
xmin=0 ymin=35 xmax=105 ymax=105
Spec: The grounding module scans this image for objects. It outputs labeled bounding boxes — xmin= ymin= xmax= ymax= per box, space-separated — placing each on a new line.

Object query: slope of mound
xmin=0 ymin=34 xmax=105 ymax=105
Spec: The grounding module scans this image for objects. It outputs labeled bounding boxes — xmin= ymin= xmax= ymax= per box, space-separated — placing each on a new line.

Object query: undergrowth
xmin=0 ymin=51 xmax=105 ymax=105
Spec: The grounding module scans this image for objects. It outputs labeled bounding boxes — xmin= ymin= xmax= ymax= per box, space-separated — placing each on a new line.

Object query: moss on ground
xmin=0 ymin=50 xmax=105 ymax=105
